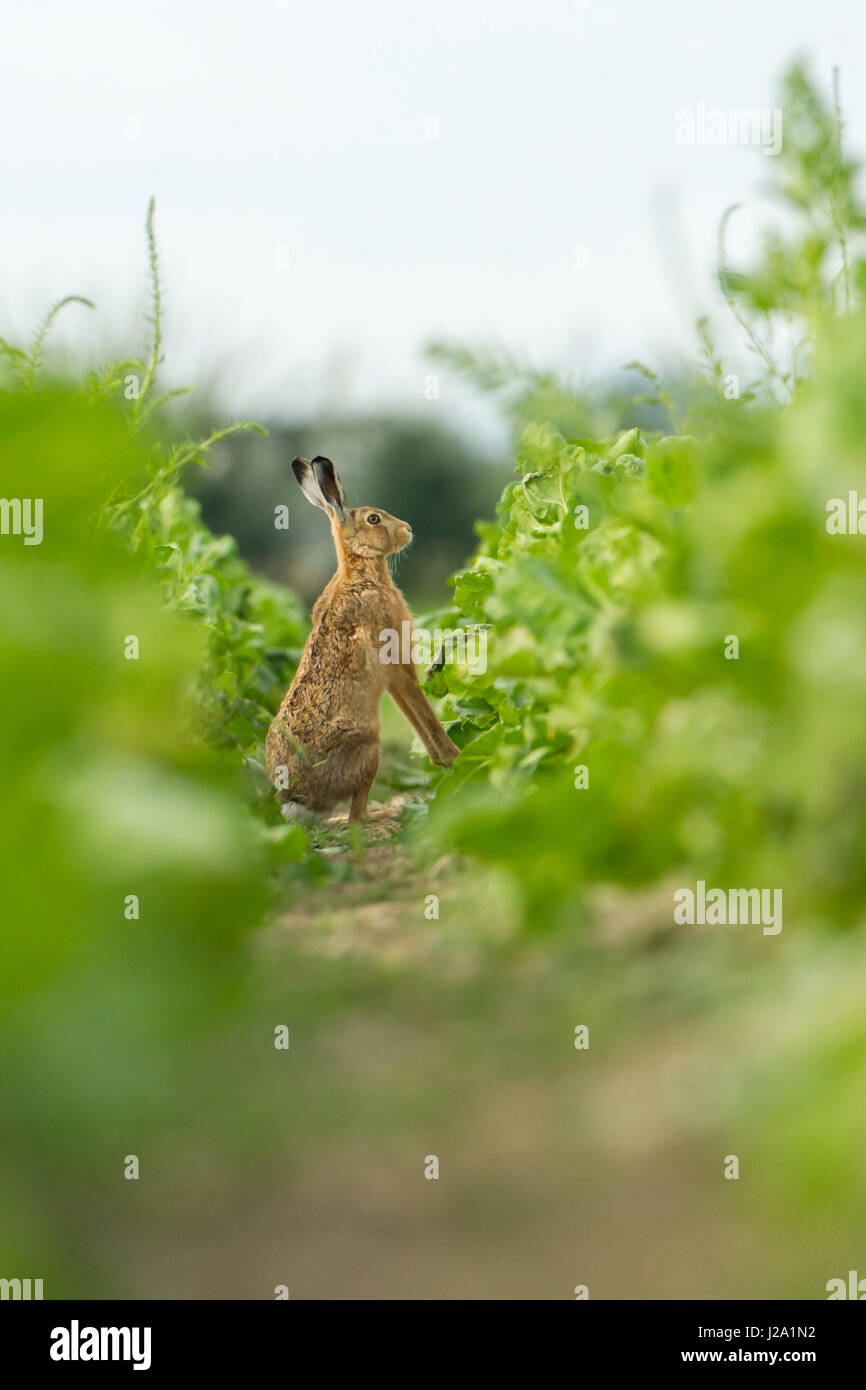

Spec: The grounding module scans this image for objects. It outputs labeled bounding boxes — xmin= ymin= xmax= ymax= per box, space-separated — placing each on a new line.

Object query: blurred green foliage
xmin=0 ymin=388 xmax=273 ymax=993
xmin=0 ymin=215 xmax=299 ymax=1283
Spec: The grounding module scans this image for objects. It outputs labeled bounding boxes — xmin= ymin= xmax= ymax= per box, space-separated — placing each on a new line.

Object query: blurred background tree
xmin=183 ymin=372 xmax=674 ymax=608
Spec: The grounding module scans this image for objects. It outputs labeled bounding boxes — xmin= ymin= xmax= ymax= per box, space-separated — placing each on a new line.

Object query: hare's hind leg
xmin=348 ymin=741 xmax=381 ymax=821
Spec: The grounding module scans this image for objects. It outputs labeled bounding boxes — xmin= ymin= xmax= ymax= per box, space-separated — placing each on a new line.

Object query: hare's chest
xmin=336 ymin=621 xmax=389 ymax=686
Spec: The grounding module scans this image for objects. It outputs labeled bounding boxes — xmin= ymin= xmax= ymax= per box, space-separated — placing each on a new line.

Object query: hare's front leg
xmin=387 ymin=666 xmax=459 ymax=767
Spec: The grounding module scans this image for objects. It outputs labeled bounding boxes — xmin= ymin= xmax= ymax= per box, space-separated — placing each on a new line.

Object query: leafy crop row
xmin=425 ymin=64 xmax=866 ymax=930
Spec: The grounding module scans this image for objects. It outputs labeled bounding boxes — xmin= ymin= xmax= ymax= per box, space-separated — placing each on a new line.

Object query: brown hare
xmin=266 ymin=456 xmax=459 ymax=821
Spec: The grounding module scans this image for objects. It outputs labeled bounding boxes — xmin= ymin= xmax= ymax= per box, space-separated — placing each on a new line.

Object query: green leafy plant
xmin=1 ymin=199 xmax=309 ymax=796
xmin=425 ymin=64 xmax=866 ymax=933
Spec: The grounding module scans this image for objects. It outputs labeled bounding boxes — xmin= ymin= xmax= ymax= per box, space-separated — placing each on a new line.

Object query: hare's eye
xmin=367 ymin=513 xmax=380 ymax=525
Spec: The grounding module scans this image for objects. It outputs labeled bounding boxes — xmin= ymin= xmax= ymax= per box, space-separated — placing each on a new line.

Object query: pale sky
xmin=1 ymin=0 xmax=863 ymax=427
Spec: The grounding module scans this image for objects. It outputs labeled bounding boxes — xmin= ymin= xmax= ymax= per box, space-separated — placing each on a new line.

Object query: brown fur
xmin=265 ymin=457 xmax=459 ymax=820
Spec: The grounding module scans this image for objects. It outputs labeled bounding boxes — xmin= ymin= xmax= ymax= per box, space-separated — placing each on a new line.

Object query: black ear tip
xmin=311 ymin=455 xmax=345 ymax=510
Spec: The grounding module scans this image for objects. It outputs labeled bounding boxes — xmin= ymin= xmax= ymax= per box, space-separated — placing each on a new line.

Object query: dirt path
xmin=261 ymin=793 xmax=481 ymax=966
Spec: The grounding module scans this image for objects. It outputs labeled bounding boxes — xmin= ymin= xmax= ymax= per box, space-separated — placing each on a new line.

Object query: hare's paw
xmin=433 ymin=740 xmax=460 ymax=768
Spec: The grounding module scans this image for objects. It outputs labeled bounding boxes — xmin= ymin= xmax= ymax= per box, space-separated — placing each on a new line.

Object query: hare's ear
xmin=291 ymin=456 xmax=331 ymax=512
xmin=312 ymin=456 xmax=347 ymax=518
